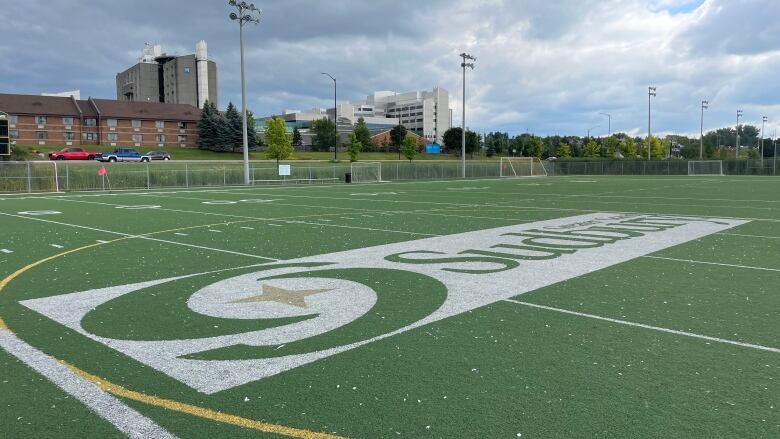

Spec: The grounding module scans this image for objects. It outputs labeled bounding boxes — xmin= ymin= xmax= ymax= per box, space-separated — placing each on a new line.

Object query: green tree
xmin=245 ymin=109 xmax=260 ymax=150
xmin=401 ymin=133 xmax=418 ymax=162
xmin=648 ymin=136 xmax=665 ymax=159
xmin=603 ymin=135 xmax=619 ymax=158
xmin=390 ymin=125 xmax=407 ymax=156
xmin=354 ymin=117 xmax=373 ymax=150
xmin=557 ymin=143 xmax=571 ymax=159
xmin=443 ymin=127 xmax=462 ymax=153
xmin=528 ymin=136 xmax=543 ymax=159
xmin=621 ymin=137 xmax=636 ymax=159
xmin=197 ymin=100 xmax=218 ymax=151
xmin=224 ymin=102 xmax=242 ymax=153
xmin=311 ymin=118 xmax=336 ymax=152
xmin=347 ymin=132 xmax=361 ymax=162
xmin=292 ymin=127 xmax=302 ymax=146
xmin=264 ymin=117 xmax=292 ymax=164
xmin=583 ymin=139 xmax=599 ymax=158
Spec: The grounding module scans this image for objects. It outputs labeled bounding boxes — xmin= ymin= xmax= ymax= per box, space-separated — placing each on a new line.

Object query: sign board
xmin=425 ymin=144 xmax=441 ymax=154
xmin=0 ymin=112 xmax=9 ymax=156
xmin=278 ymin=164 xmax=291 ymax=176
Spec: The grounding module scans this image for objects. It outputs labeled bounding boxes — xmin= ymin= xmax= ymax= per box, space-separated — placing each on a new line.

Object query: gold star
xmin=230 ymin=284 xmax=333 ymax=308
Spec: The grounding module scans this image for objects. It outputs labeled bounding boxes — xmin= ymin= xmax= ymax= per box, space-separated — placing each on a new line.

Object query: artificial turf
xmin=0 ymin=175 xmax=778 ymax=438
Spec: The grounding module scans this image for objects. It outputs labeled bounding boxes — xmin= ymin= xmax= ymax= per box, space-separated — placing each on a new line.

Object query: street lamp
xmin=736 ymin=110 xmax=743 ymax=158
xmin=460 ymin=52 xmax=476 ymax=178
xmin=228 ymin=0 xmax=261 ymax=185
xmin=700 ymin=100 xmax=708 ymax=159
xmin=587 ymin=125 xmax=600 ymax=141
xmin=761 ymin=116 xmax=768 ymax=164
xmin=321 ymin=73 xmax=337 ymax=161
xmin=648 ymin=86 xmax=656 ymax=160
xmin=599 ymin=113 xmax=611 ymax=135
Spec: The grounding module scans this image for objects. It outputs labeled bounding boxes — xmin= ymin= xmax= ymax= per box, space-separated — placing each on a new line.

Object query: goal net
xmin=350 ymin=162 xmax=382 ymax=183
xmin=688 ymin=160 xmax=723 ymax=176
xmin=499 ymin=157 xmax=547 ymax=177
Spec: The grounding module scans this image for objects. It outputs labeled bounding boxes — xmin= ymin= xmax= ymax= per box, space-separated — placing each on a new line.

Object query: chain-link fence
xmin=1 ymin=158 xmax=778 ymax=194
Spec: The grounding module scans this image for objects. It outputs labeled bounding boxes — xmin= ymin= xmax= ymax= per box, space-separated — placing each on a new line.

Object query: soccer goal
xmin=499 ymin=157 xmax=547 ymax=178
xmin=350 ymin=162 xmax=382 ymax=183
xmin=688 ymin=160 xmax=723 ymax=176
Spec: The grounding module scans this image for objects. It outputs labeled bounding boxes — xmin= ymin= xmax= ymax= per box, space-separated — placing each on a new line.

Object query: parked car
xmin=147 ymin=150 xmax=172 ymax=161
xmin=96 ymin=148 xmax=151 ymax=163
xmin=48 ymin=147 xmax=98 ymax=161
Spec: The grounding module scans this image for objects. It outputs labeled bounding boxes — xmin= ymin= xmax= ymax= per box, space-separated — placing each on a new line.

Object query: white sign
xmin=278 ymin=164 xmax=291 ymax=176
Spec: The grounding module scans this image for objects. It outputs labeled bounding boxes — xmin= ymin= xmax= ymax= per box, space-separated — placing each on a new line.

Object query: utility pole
xmin=460 ymin=52 xmax=476 ymax=178
xmin=228 ymin=0 xmax=261 ymax=185
xmin=700 ymin=100 xmax=708 ymax=159
xmin=761 ymin=116 xmax=767 ymax=165
xmin=648 ymin=87 xmax=656 ymax=160
xmin=736 ymin=110 xmax=743 ymax=158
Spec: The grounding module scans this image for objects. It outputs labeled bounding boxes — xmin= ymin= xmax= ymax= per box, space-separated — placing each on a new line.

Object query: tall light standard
xmin=647 ymin=87 xmax=656 ymax=160
xmin=321 ymin=73 xmax=337 ymax=161
xmin=599 ymin=113 xmax=611 ymax=135
xmin=699 ymin=100 xmax=708 ymax=159
xmin=229 ymin=1 xmax=260 ymax=185
xmin=736 ymin=110 xmax=743 ymax=158
xmin=760 ymin=116 xmax=768 ymax=164
xmin=587 ymin=125 xmax=600 ymax=141
xmin=460 ymin=52 xmax=476 ymax=178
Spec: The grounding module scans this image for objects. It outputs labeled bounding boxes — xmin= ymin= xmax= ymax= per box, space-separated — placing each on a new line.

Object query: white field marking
xmin=174 ymin=232 xmax=188 ymax=236
xmin=96 ymin=240 xmax=110 ymax=244
xmin=202 ymin=200 xmax=238 ymax=205
xmin=0 ymin=329 xmax=180 ymax=439
xmin=318 ymin=219 xmax=333 ymax=222
xmin=0 ymin=249 xmax=13 ymax=253
xmin=43 ymin=196 xmax=435 ymax=238
xmin=267 ymin=224 xmax=282 ymax=227
xmin=17 ymin=210 xmax=62 ymax=216
xmin=642 ymin=255 xmax=780 ymax=272
xmin=0 ymin=212 xmax=279 ymax=261
xmin=717 ymin=232 xmax=780 ymax=240
xmin=50 ymin=244 xmax=64 ymax=249
xmin=503 ymin=299 xmax=780 ymax=355
xmin=208 ymin=229 xmax=223 ymax=233
xmin=115 ymin=205 xmax=162 ymax=210
xmin=239 ymin=226 xmax=254 ymax=230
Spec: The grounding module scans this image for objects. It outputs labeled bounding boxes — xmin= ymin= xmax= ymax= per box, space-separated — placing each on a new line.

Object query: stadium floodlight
xmin=736 ymin=110 xmax=743 ymax=158
xmin=647 ymin=87 xmax=656 ymax=160
xmin=228 ymin=0 xmax=261 ymax=185
xmin=599 ymin=113 xmax=612 ymax=135
xmin=700 ymin=100 xmax=708 ymax=159
xmin=460 ymin=52 xmax=476 ymax=178
xmin=761 ymin=116 xmax=768 ymax=164
xmin=321 ymin=73 xmax=338 ymax=161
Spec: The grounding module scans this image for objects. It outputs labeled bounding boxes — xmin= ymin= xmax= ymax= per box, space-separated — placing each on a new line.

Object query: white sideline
xmin=718 ymin=232 xmax=780 ymax=240
xmin=503 ymin=299 xmax=780 ymax=355
xmin=0 ymin=329 xmax=180 ymax=439
xmin=642 ymin=255 xmax=780 ymax=272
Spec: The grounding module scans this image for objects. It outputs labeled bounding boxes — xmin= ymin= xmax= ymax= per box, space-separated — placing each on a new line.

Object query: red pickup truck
xmin=48 ymin=147 xmax=99 ymax=161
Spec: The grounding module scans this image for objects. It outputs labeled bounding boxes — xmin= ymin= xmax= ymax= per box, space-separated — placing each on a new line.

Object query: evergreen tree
xmin=583 ymin=139 xmax=600 ymax=158
xmin=197 ymin=100 xmax=217 ymax=150
xmin=390 ymin=124 xmax=407 ymax=156
xmin=354 ymin=117 xmax=373 ymax=150
xmin=557 ymin=143 xmax=571 ymax=158
xmin=311 ymin=118 xmax=336 ymax=152
xmin=292 ymin=127 xmax=303 ymax=146
xmin=347 ymin=132 xmax=361 ymax=162
xmin=224 ymin=102 xmax=242 ymax=152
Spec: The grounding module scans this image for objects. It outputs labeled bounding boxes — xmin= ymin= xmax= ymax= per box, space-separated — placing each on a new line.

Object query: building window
xmin=107 ymin=119 xmax=118 ymax=127
xmin=9 ymin=115 xmax=17 ymax=125
xmin=36 ymin=116 xmax=47 ymax=124
xmin=178 ymin=121 xmax=187 ymax=129
xmin=184 ymin=67 xmax=191 ymax=74
xmin=155 ymin=120 xmax=165 ymax=129
xmin=132 ymin=134 xmax=142 ymax=143
xmin=62 ymin=117 xmax=74 ymax=126
xmin=107 ymin=133 xmax=118 ymax=142
xmin=82 ymin=132 xmax=98 ymax=141
xmin=84 ymin=118 xmax=97 ymax=126
xmin=156 ymin=134 xmax=165 ymax=142
xmin=10 ymin=130 xmax=18 ymax=139
xmin=36 ymin=131 xmax=48 ymax=140
xmin=178 ymin=135 xmax=187 ymax=143
xmin=63 ymin=132 xmax=75 ymax=141
xmin=132 ymin=120 xmax=141 ymax=128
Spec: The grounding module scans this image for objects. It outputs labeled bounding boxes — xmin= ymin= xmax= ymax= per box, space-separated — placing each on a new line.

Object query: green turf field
xmin=1 ymin=175 xmax=778 ymax=438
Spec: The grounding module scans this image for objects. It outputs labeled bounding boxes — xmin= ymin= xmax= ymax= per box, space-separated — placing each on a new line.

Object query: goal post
xmin=499 ymin=157 xmax=547 ymax=177
xmin=350 ymin=161 xmax=382 ymax=183
xmin=688 ymin=160 xmax=723 ymax=176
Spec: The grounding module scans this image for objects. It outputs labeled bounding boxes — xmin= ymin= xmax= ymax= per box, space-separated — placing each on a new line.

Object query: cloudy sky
xmin=2 ymin=0 xmax=779 ymax=137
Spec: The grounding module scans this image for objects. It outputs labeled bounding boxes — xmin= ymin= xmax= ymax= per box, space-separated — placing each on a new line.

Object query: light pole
xmin=460 ymin=52 xmax=476 ymax=178
xmin=321 ymin=73 xmax=337 ymax=161
xmin=599 ymin=113 xmax=611 ymax=135
xmin=587 ymin=125 xmax=600 ymax=141
xmin=700 ymin=100 xmax=708 ymax=159
xmin=648 ymin=87 xmax=656 ymax=160
xmin=760 ymin=116 xmax=767 ymax=164
xmin=228 ymin=0 xmax=260 ymax=185
xmin=736 ymin=110 xmax=743 ymax=158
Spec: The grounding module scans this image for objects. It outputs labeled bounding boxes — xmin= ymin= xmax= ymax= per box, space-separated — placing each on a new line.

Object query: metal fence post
xmin=53 ymin=162 xmax=59 ymax=192
xmin=146 ymin=163 xmax=151 ymax=189
xmin=26 ymin=161 xmax=32 ymax=193
xmin=185 ymin=163 xmax=189 ymax=187
xmin=65 ymin=163 xmax=70 ymax=191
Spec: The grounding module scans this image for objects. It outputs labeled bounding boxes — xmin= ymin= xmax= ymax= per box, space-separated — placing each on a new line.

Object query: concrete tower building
xmin=116 ymin=41 xmax=217 ymax=109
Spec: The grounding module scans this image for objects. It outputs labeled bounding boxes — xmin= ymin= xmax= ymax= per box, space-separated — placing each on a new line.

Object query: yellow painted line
xmin=64 ymin=362 xmax=346 ymax=439
xmin=0 ymin=228 xmax=348 ymax=439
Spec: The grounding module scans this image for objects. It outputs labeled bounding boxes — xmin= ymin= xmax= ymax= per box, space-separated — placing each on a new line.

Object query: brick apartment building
xmin=0 ymin=93 xmax=201 ymax=149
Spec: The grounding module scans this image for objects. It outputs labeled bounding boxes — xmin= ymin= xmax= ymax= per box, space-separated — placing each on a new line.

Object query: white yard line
xmin=0 ymin=249 xmax=13 ymax=254
xmin=503 ymin=299 xmax=780 ymax=355
xmin=0 ymin=329 xmax=180 ymax=439
xmin=50 ymin=244 xmax=64 ymax=249
xmin=717 ymin=232 xmax=780 ymax=240
xmin=0 ymin=212 xmax=279 ymax=261
xmin=643 ymin=255 xmax=780 ymax=272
